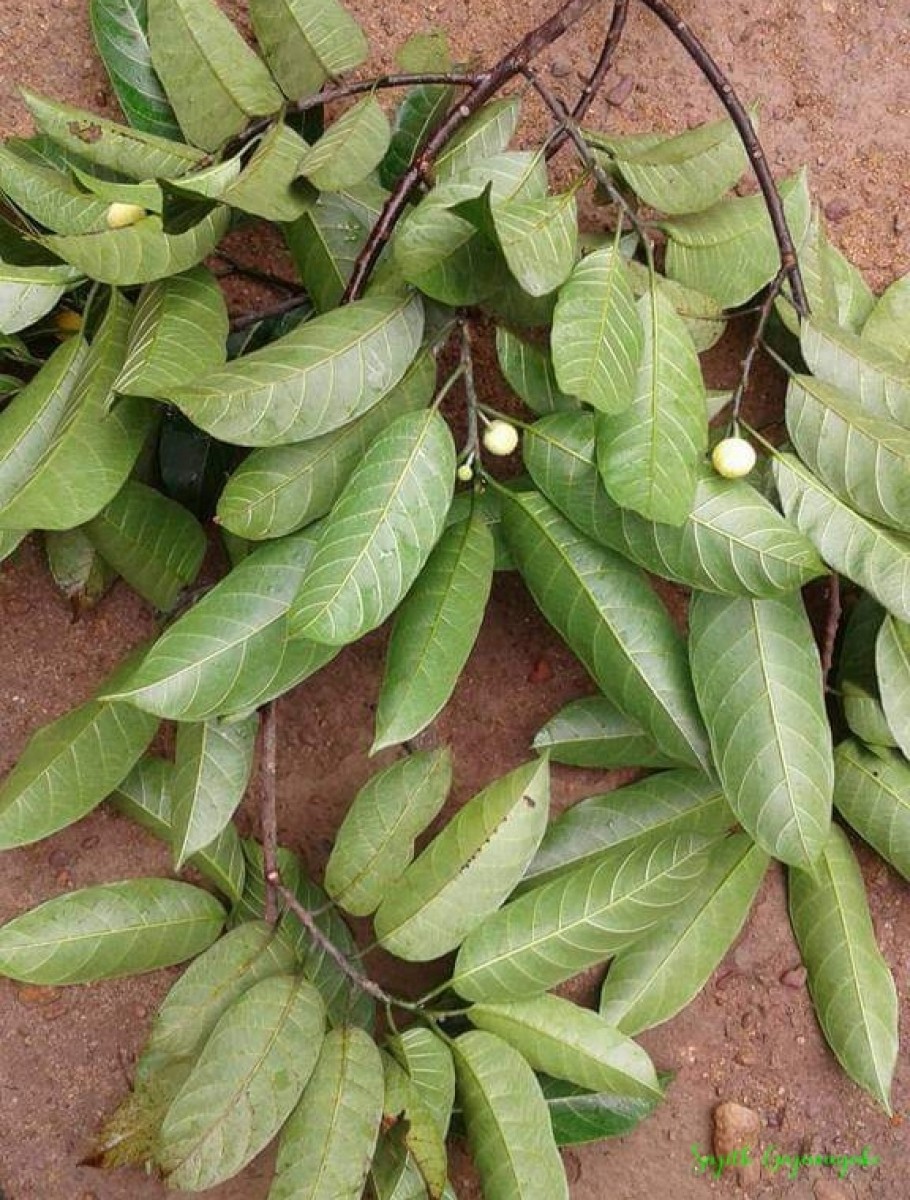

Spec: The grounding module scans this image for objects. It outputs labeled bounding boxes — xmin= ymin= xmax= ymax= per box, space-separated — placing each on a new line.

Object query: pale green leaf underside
xmin=0 ymin=261 xmax=80 ymax=333
xmin=801 ymin=316 xmax=910 ymax=427
xmin=299 ymin=97 xmax=391 ymax=192
xmin=494 ymin=326 xmax=575 ymax=415
xmin=876 ymin=614 xmax=910 ymax=757
xmin=172 ymin=714 xmax=258 ymax=867
xmin=862 ymin=273 xmax=910 ymax=363
xmin=834 ymin=738 xmax=910 ymax=881
xmin=532 ymin=694 xmax=677 ymax=769
xmin=249 ymin=0 xmax=368 ymax=101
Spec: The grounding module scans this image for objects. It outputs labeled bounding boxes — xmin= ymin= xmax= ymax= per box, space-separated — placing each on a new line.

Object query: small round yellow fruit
xmin=53 ymin=309 xmax=83 ymax=338
xmin=456 ymin=463 xmax=474 ymax=482
xmin=482 ymin=419 xmax=519 ymax=457
xmin=711 ymin=436 xmax=757 ymax=479
xmin=105 ymin=202 xmax=147 ymax=229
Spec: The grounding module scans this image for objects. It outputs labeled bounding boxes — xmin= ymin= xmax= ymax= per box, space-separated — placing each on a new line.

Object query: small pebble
xmin=16 ymin=985 xmax=62 ymax=1008
xmin=527 ymin=657 xmax=553 ymax=684
xmin=605 ymin=74 xmax=635 ymax=107
xmin=550 ymin=54 xmax=573 ymax=79
xmin=780 ymin=965 xmax=808 ymax=989
xmin=48 ymin=849 xmax=68 ymax=869
xmin=713 ymin=1101 xmax=761 ymax=1187
xmin=824 ymin=197 xmax=850 ymax=222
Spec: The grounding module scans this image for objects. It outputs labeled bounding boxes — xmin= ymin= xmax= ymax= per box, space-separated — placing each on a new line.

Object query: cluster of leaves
xmin=0 ymin=0 xmax=908 ymax=1195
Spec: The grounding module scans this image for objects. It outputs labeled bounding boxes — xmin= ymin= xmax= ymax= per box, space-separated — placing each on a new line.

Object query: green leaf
xmin=86 ymin=480 xmax=205 ymax=610
xmin=0 ymin=261 xmax=82 ymax=334
xmin=454 ymin=1031 xmax=568 ymax=1200
xmin=374 ymin=757 xmax=549 ymax=961
xmin=494 ymin=326 xmax=574 ymax=415
xmin=597 ymin=285 xmax=707 ymax=525
xmin=104 ymin=529 xmax=324 ymax=720
xmin=469 ymin=994 xmax=660 ymax=1100
xmin=41 ymin=206 xmax=231 ymax=287
xmin=500 ymin=488 xmax=710 ymax=769
xmin=139 ymin=920 xmax=296 ymax=1075
xmin=624 ymin=259 xmax=725 ymax=353
xmin=71 ymin=165 xmax=164 ymax=213
xmin=169 ymin=293 xmax=424 ymax=447
xmin=0 ymin=528 xmax=27 ymax=562
xmin=551 ymin=246 xmax=643 ymax=414
xmin=800 ymin=317 xmax=910 ymax=427
xmin=288 ymin=409 xmax=455 ymax=645
xmin=374 ymin=508 xmax=494 ymax=750
xmin=249 ymin=0 xmax=368 ymax=101
xmin=395 ymin=31 xmax=452 ymax=73
xmin=863 ymin=273 xmax=910 ymax=363
xmin=524 ymin=411 xmax=825 ymax=597
xmin=599 ymin=833 xmax=768 ymax=1034
xmin=786 ymin=374 xmax=910 ymax=534
xmin=0 ymin=290 xmax=157 ymax=531
xmin=0 ymin=144 xmax=111 ymax=234
xmin=877 ymin=614 xmax=910 ymax=756
xmin=662 ymin=170 xmax=811 ymax=308
xmin=114 ymin=265 xmax=228 ymax=396
xmin=325 ymin=748 xmax=453 ymax=917
xmin=0 ymin=337 xmax=87 ymax=511
xmin=147 ymin=0 xmax=282 ymax=150
xmin=110 ymin=755 xmax=246 ymax=901
xmin=271 ymin=1027 xmax=384 ymax=1200
xmin=299 ymin=98 xmax=392 ymax=192
xmin=490 ymin=191 xmax=577 ymax=297
xmin=773 ymin=450 xmax=910 ymax=623
xmin=381 ymin=84 xmax=455 ymax=189
xmin=540 ymin=1075 xmax=665 ymax=1147
xmin=223 ymin=123 xmax=312 ymax=222
xmin=45 ymin=527 xmax=116 ymax=612
xmin=20 ymin=89 xmax=205 ymax=178
xmin=788 ymin=824 xmax=898 ymax=1113
xmin=532 ymin=695 xmax=677 ymax=768
xmin=158 ymin=975 xmax=325 ymax=1189
xmin=172 ymin=715 xmax=258 ymax=868
xmin=90 ymin=0 xmax=182 ymax=138
xmin=689 ymin=592 xmax=833 ymax=868
xmin=451 ymin=832 xmax=711 ymax=1001
xmin=388 ymin=1027 xmax=456 ymax=1136
xmin=523 ymin=768 xmax=732 ymax=890
xmin=836 ymin=595 xmax=896 ymax=747
xmin=834 ymin=738 xmax=910 ymax=881
xmin=394 ymin=195 xmax=502 ymax=306
xmin=0 ymin=688 xmax=157 ymax=850
xmin=596 ymin=114 xmax=748 ymax=215
xmin=435 ymin=99 xmax=521 ymax=180
xmin=217 ymin=348 xmax=435 ymax=540
xmin=381 ymin=1053 xmax=448 ymax=1199
xmin=0 ymin=878 xmax=224 ymax=984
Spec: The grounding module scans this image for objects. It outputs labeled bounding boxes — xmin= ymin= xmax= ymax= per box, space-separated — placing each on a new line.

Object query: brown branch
xmin=213 ymin=251 xmax=300 ymax=294
xmin=342 ymin=0 xmax=600 ymax=302
xmin=229 ymin=293 xmax=310 ymax=332
xmin=633 ymin=0 xmax=808 ymax=316
xmin=730 ymin=265 xmax=788 ymax=423
xmin=547 ymin=0 xmax=630 ymax=159
xmin=260 ymin=702 xmax=279 ymax=924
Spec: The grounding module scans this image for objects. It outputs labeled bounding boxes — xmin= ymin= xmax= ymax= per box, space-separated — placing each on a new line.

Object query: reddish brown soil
xmin=1 ymin=2 xmax=908 ymax=1199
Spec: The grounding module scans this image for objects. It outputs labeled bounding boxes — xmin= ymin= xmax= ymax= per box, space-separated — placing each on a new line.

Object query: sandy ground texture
xmin=0 ymin=1 xmax=909 ymax=1198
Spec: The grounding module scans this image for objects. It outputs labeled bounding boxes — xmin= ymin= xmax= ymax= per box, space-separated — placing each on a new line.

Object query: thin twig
xmin=229 ymin=293 xmax=310 ymax=332
xmin=213 ymin=251 xmax=300 ymax=294
xmin=459 ymin=319 xmax=481 ymax=459
xmin=633 ymin=0 xmax=808 ymax=315
xmin=260 ymin=701 xmax=279 ymax=924
xmin=730 ymin=265 xmax=788 ymax=424
xmin=547 ymin=0 xmax=630 ymax=159
xmin=343 ymin=0 xmax=601 ymax=302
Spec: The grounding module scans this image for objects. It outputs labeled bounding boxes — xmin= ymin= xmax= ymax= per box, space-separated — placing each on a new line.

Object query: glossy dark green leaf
xmin=455 ymin=1031 xmax=568 ymax=1200
xmin=533 ymin=696 xmax=678 ymax=769
xmin=249 ymin=0 xmax=368 ymax=101
xmin=299 ymin=97 xmax=391 ymax=192
xmin=494 ymin=326 xmax=574 ymax=415
xmin=325 ymin=748 xmax=453 ymax=917
xmin=786 ymin=374 xmax=910 ymax=534
xmin=288 ymin=409 xmax=455 ymax=645
xmin=596 ymin=285 xmax=707 ymax=525
xmin=110 ymin=755 xmax=246 ymax=901
xmin=773 ymin=450 xmax=910 ymax=623
xmin=114 ymin=265 xmax=228 ymax=396
xmin=801 ymin=317 xmax=910 ymax=427
xmin=169 ymin=293 xmax=424 ymax=446
xmin=551 ymin=246 xmax=643 ymax=414
xmin=599 ymin=833 xmax=768 ymax=1033
xmin=523 ymin=768 xmax=732 ymax=890
xmin=86 ymin=480 xmax=205 ymax=610
xmin=833 ymin=738 xmax=910 ymax=881
xmin=374 ymin=508 xmax=494 ymax=750
xmin=21 ymin=88 xmax=205 ymax=179
xmin=90 ymin=0 xmax=182 ymax=138
xmin=375 ymin=757 xmax=549 ymax=961
xmin=452 ymin=833 xmax=711 ymax=1001
xmin=217 ymin=348 xmax=435 ymax=540
xmin=500 ymin=488 xmax=710 ymax=769
xmin=147 ymin=0 xmax=282 ymax=150
xmin=159 ymin=975 xmax=325 ymax=1189
xmin=271 ymin=1026 xmax=384 ymax=1200
xmin=381 ymin=84 xmax=455 ymax=189
xmin=0 ymin=879 xmax=224 ymax=984
xmin=877 ymin=614 xmax=910 ymax=756
xmin=788 ymin=825 xmax=898 ymax=1113
xmin=540 ymin=1074 xmax=665 ymax=1146
xmin=836 ymin=595 xmax=896 ymax=747
xmin=469 ymin=993 xmax=660 ymax=1099
xmin=689 ymin=592 xmax=833 ymax=868
xmin=172 ymin=714 xmax=258 ymax=868
xmin=0 ymin=290 xmax=157 ymax=531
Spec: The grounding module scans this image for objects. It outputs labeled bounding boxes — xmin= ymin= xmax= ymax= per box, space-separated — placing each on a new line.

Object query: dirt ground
xmin=0 ymin=1 xmax=908 ymax=1198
